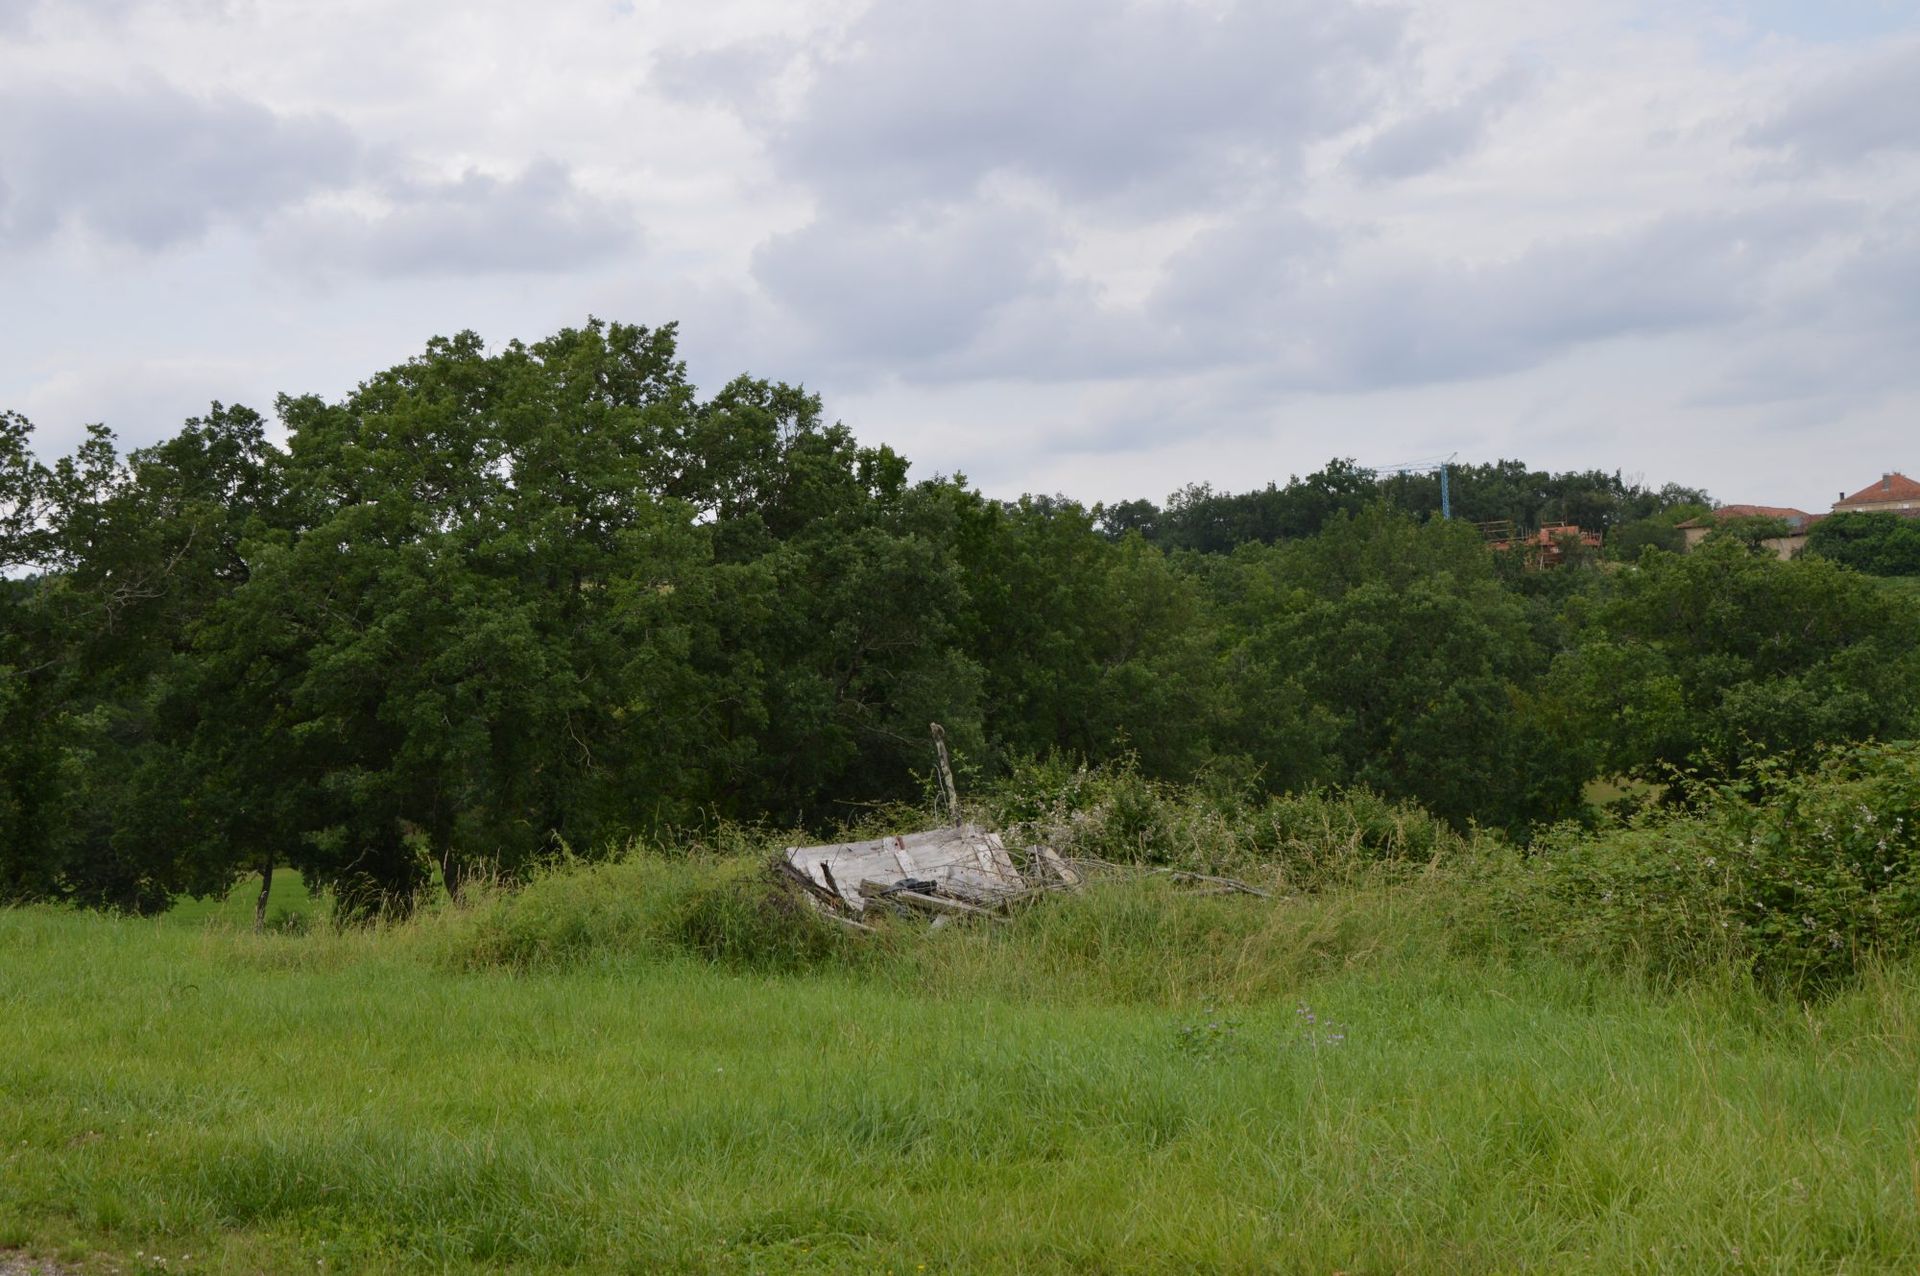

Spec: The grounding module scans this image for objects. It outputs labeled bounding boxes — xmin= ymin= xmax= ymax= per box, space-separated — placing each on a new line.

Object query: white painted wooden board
xmin=784 ymin=824 xmax=1025 ymax=912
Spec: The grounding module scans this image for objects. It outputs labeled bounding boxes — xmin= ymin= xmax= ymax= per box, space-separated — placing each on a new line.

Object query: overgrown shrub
xmin=1511 ymin=742 xmax=1920 ymax=989
xmin=979 ymin=753 xmax=1471 ymax=884
xmin=425 ymin=853 xmax=854 ymax=974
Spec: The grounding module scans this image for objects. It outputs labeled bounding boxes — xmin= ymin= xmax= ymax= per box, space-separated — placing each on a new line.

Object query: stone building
xmin=1675 ymin=505 xmax=1817 ymax=561
xmin=1833 ymin=473 xmax=1920 ymax=515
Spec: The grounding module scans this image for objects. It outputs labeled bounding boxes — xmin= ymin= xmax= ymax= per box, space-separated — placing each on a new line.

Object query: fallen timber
xmin=778 ymin=723 xmax=1268 ymax=927
xmin=784 ymin=824 xmax=1027 ymax=914
xmin=779 ymin=826 xmax=1268 ymax=927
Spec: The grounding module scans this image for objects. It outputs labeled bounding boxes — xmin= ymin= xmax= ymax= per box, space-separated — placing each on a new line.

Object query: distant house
xmin=1833 ymin=472 xmax=1920 ymax=515
xmin=1675 ymin=504 xmax=1817 ymax=560
xmin=1669 ymin=472 xmax=1919 ymax=563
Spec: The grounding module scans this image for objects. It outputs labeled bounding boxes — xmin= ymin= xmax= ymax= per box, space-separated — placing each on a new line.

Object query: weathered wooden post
xmin=930 ymin=722 xmax=962 ymax=829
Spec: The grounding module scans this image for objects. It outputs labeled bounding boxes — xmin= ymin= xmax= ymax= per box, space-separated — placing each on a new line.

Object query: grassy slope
xmin=158 ymin=872 xmax=319 ymax=930
xmin=4 ymin=870 xmax=1917 ymax=1274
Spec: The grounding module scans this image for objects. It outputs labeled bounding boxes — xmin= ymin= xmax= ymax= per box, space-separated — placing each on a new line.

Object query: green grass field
xmin=3 ymin=861 xmax=1918 ymax=1274
xmin=156 ymin=871 xmax=320 ymax=931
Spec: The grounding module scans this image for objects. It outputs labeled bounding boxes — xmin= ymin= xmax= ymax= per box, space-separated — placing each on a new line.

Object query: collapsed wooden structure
xmin=778 ymin=823 xmax=1080 ymax=927
xmin=776 ymin=724 xmax=1268 ymax=930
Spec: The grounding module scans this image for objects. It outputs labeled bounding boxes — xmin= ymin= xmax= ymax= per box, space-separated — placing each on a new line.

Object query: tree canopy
xmin=1806 ymin=511 xmax=1920 ymax=577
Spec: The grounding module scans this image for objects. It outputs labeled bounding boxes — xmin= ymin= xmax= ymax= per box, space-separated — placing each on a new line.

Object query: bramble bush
xmin=977 ymin=753 xmax=1463 ymax=884
xmin=1513 ymin=742 xmax=1920 ymax=989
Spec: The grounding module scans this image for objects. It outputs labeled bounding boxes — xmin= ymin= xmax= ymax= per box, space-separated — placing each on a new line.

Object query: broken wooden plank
xmin=777 ymin=860 xmax=845 ymax=908
xmin=1164 ymin=870 xmax=1271 ymax=898
xmin=857 ymin=879 xmax=999 ymax=919
xmin=1152 ymin=867 xmax=1274 ymax=894
xmin=1035 ymin=846 xmax=1080 ymax=886
xmin=894 ymin=889 xmax=1000 ymax=919
xmin=819 ymin=911 xmax=877 ymax=934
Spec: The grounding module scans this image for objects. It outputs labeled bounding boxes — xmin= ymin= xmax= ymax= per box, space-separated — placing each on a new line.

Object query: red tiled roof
xmin=1839 ymin=472 xmax=1920 ymax=505
xmin=1675 ymin=504 xmax=1814 ymax=529
xmin=1717 ymin=504 xmax=1814 ymax=521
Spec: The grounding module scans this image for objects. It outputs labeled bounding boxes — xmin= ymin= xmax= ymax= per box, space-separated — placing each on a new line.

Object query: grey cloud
xmin=1705 ymin=208 xmax=1920 ymax=407
xmin=0 ymin=80 xmax=358 ymax=249
xmin=1830 ymin=209 xmax=1920 ymax=324
xmin=756 ymin=192 xmax=1847 ymax=401
xmin=0 ymin=0 xmax=130 ymax=33
xmin=915 ymin=285 xmax=1170 ymax=385
xmin=272 ymin=160 xmax=637 ymax=277
xmin=13 ymin=357 xmax=274 ymax=463
xmin=649 ymin=37 xmax=796 ymax=122
xmin=734 ymin=0 xmax=1411 ymax=382
xmin=2 ymin=0 xmax=240 ymax=33
xmin=1155 ymin=203 xmax=1848 ymax=390
xmin=752 ymin=200 xmax=1064 ymax=366
xmin=1347 ymin=67 xmax=1534 ymax=182
xmin=1149 ymin=207 xmax=1339 ymax=333
xmin=1748 ymin=38 xmax=1920 ymax=165
xmin=1006 ymin=199 xmax=1842 ymax=456
xmin=750 ymin=0 xmax=1405 ymax=214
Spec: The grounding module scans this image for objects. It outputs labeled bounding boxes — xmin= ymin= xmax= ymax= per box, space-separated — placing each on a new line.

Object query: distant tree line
xmin=4 ymin=321 xmax=1916 ymax=915
xmin=1100 ymin=459 xmax=1711 ymax=555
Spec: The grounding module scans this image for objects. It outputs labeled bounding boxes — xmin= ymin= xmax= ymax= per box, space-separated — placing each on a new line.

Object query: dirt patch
xmin=0 ymin=1254 xmax=74 ymax=1275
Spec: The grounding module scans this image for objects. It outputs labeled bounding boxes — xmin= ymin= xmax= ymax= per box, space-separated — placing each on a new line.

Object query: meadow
xmin=4 ymin=844 xmax=1918 ymax=1275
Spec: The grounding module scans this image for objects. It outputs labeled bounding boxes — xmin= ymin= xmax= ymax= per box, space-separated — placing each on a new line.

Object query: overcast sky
xmin=4 ymin=0 xmax=1919 ymax=511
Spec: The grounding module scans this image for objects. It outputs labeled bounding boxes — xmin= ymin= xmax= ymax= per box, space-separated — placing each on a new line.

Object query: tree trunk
xmin=253 ymin=851 xmax=275 ymax=933
xmin=440 ymin=845 xmax=465 ymax=904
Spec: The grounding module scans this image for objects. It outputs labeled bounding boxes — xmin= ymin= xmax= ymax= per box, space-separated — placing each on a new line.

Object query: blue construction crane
xmin=1367 ymin=452 xmax=1459 ymax=519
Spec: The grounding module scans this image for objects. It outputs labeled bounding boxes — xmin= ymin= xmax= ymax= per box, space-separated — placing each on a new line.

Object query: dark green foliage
xmin=0 ymin=409 xmax=52 ymax=573
xmin=1381 ymin=462 xmax=1707 ymax=535
xmin=1806 ymin=510 xmax=1920 ymax=577
xmin=1 ymin=407 xmax=286 ymax=909
xmin=0 ymin=412 xmax=55 ymax=897
xmin=1115 ymin=458 xmax=1709 ymax=554
xmin=1198 ymin=508 xmax=1588 ymax=832
xmin=1549 ymin=538 xmax=1920 ymax=792
xmin=1117 ymin=458 xmax=1378 ymax=551
xmin=1605 ymin=503 xmax=1710 ymax=559
xmin=1707 ymin=513 xmax=1793 ymax=550
xmin=953 ymin=498 xmax=1219 ymax=779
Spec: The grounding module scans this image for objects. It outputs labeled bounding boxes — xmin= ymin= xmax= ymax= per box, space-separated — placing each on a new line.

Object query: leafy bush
xmin=1806 ymin=510 xmax=1920 ymax=577
xmin=1512 ymin=743 xmax=1920 ymax=989
xmin=980 ymin=754 xmax=1470 ymax=885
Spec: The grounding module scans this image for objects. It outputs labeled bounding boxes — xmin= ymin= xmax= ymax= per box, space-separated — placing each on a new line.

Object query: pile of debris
xmin=779 ymin=822 xmax=1079 ymax=930
xmin=776 ymin=725 xmax=1266 ymax=931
